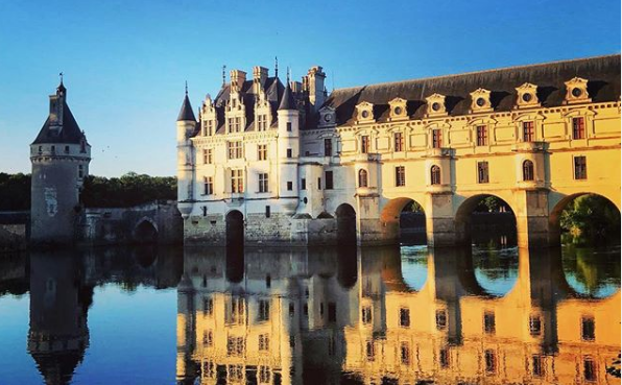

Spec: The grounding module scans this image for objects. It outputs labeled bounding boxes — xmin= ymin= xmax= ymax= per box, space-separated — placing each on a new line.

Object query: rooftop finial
xmin=222 ymin=65 xmax=226 ymax=86
xmin=59 ymin=72 xmax=64 ymax=85
xmin=185 ymin=81 xmax=188 ymax=96
xmin=286 ymin=66 xmax=290 ymax=84
xmin=275 ymin=56 xmax=279 ymax=79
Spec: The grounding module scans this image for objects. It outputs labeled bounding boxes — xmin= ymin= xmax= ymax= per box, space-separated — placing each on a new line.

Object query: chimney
xmin=253 ymin=66 xmax=268 ymax=94
xmin=230 ymin=69 xmax=247 ymax=92
xmin=291 ymin=81 xmax=302 ymax=93
xmin=307 ymin=66 xmax=326 ymax=111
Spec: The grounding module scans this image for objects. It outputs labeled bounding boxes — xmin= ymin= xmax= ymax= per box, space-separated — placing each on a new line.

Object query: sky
xmin=0 ymin=0 xmax=619 ymax=177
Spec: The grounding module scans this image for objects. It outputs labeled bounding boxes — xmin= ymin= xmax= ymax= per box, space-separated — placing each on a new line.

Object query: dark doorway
xmin=133 ymin=220 xmax=158 ymax=244
xmin=336 ymin=204 xmax=357 ymax=246
xmin=455 ymin=195 xmax=517 ymax=247
xmin=226 ymin=210 xmax=244 ymax=246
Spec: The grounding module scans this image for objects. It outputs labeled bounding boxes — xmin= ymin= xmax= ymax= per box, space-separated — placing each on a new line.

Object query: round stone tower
xmin=30 ymin=80 xmax=91 ymax=245
xmin=276 ymin=80 xmax=300 ymax=214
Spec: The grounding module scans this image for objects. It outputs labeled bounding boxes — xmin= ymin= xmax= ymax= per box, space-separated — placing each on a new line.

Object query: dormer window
xmin=515 ymin=83 xmax=540 ymax=109
xmin=425 ymin=94 xmax=447 ymax=117
xmin=564 ymin=77 xmax=591 ymax=104
xmin=356 ymin=102 xmax=374 ymax=123
xmin=389 ymin=98 xmax=408 ymax=120
xmin=470 ymin=88 xmax=493 ymax=113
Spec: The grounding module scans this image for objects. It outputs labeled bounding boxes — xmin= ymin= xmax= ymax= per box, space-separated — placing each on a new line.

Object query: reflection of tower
xmin=176 ymin=273 xmax=197 ymax=385
xmin=28 ymin=251 xmax=92 ymax=385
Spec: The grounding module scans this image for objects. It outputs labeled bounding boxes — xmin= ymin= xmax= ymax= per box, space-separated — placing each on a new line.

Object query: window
xmin=529 ymin=315 xmax=542 ymax=336
xmin=301 ymin=178 xmax=306 ymax=190
xmin=204 ymin=120 xmax=214 ymax=136
xmin=258 ymin=173 xmax=268 ymax=193
xmin=572 ymin=117 xmax=585 ymax=139
xmin=258 ymin=366 xmax=271 ymax=384
xmin=584 ymin=358 xmax=596 ymax=382
xmin=485 ymin=350 xmax=496 ymax=373
xmin=286 ymin=122 xmax=292 ymax=132
xmin=203 ymin=330 xmax=213 ymax=347
xmin=484 ymin=312 xmax=496 ymax=334
xmin=477 ymin=161 xmax=489 ymax=183
xmin=532 ymin=355 xmax=543 ymax=377
xmin=265 ymin=206 xmax=270 ymax=218
xmin=202 ymin=206 xmax=207 ymax=217
xmin=574 ymin=156 xmax=587 ymax=180
xmin=361 ymin=306 xmax=372 ymax=324
xmin=399 ymin=308 xmax=410 ymax=328
xmin=229 ymin=364 xmax=243 ymax=381
xmin=78 ymin=165 xmax=84 ymax=179
xmin=203 ymin=177 xmax=213 ymax=195
xmin=203 ymin=297 xmax=214 ymax=316
xmin=395 ymin=166 xmax=406 ymax=187
xmin=476 ymin=125 xmax=488 ymax=146
xmin=361 ymin=135 xmax=370 ymax=153
xmin=582 ymin=316 xmax=595 ymax=341
xmin=324 ymin=138 xmax=332 ymax=156
xmin=203 ymin=149 xmax=212 ymax=164
xmin=400 ymin=342 xmax=410 ymax=365
xmin=366 ymin=340 xmax=375 ymax=361
xmin=227 ymin=336 xmax=245 ymax=356
xmin=257 ymin=144 xmax=267 ymax=160
xmin=439 ymin=348 xmax=450 ymax=368
xmin=258 ymin=300 xmax=270 ymax=322
xmin=228 ymin=116 xmax=241 ymax=133
xmin=227 ymin=297 xmax=245 ymax=325
xmin=517 ymin=160 xmax=533 ymax=183
xmin=358 ymin=169 xmax=368 ymax=188
xmin=436 ymin=309 xmax=447 ymax=330
xmin=287 ymin=181 xmax=293 ymax=191
xmin=51 ymin=145 xmax=56 ymax=153
xmin=289 ymin=303 xmax=295 ymax=317
xmin=38 ymin=146 xmax=42 ymax=154
xmin=325 ymin=171 xmax=333 ymax=190
xmin=523 ymin=121 xmax=535 ymax=142
xmin=328 ymin=302 xmax=337 ymax=323
xmin=64 ymin=145 xmax=70 ymax=154
xmin=228 ymin=141 xmax=243 ymax=159
xmin=80 ymin=141 xmax=86 ymax=153
xmin=432 ymin=129 xmax=442 ymax=148
xmin=287 ymin=148 xmax=292 ymax=158
xmin=257 ymin=114 xmax=268 ymax=131
xmin=430 ymin=165 xmax=441 ymax=185
xmin=231 ymin=169 xmax=244 ymax=193
xmin=394 ymin=132 xmax=404 ymax=152
xmin=317 ymin=178 xmax=321 ymax=190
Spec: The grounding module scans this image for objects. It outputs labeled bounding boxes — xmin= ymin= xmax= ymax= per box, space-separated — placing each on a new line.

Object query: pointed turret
xmin=278 ymin=81 xmax=297 ymax=111
xmin=177 ymin=91 xmax=196 ymax=122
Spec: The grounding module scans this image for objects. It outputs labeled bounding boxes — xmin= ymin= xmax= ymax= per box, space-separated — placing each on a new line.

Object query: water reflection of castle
xmin=176 ymin=247 xmax=621 ymax=385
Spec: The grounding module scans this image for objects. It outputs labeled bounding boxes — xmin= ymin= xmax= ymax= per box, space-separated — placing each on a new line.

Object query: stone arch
xmin=549 ymin=192 xmax=621 ymax=246
xmin=380 ymin=197 xmax=426 ymax=245
xmin=225 ymin=210 xmax=244 ymax=246
xmin=133 ymin=217 xmax=158 ymax=244
xmin=335 ymin=203 xmax=357 ymax=245
xmin=454 ymin=194 xmax=517 ymax=247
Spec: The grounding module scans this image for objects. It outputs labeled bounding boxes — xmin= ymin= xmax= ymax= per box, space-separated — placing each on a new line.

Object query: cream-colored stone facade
xmin=177 ymin=55 xmax=621 ymax=247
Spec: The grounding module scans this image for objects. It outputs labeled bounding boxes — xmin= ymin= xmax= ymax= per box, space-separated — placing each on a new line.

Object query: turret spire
xmin=278 ymin=76 xmax=296 ymax=111
xmin=274 ymin=56 xmax=279 ymax=79
xmin=177 ymin=83 xmax=196 ymax=122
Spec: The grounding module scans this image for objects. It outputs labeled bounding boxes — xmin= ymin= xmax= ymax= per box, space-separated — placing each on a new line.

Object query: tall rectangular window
xmin=399 ymin=308 xmax=410 ymax=328
xmin=484 ymin=312 xmax=496 ymax=334
xmin=394 ymin=132 xmax=404 ymax=152
xmin=231 ymin=169 xmax=244 ymax=193
xmin=287 ymin=181 xmax=293 ymax=191
xmin=257 ymin=144 xmax=267 ymax=161
xmin=325 ymin=171 xmax=334 ymax=190
xmin=265 ymin=205 xmax=270 ymax=218
xmin=395 ymin=166 xmax=406 ymax=187
xmin=301 ymin=178 xmax=306 ymax=190
xmin=286 ymin=122 xmax=292 ymax=132
xmin=400 ymin=342 xmax=410 ymax=365
xmin=584 ymin=359 xmax=596 ymax=382
xmin=477 ymin=161 xmax=489 ymax=184
xmin=258 ymin=173 xmax=269 ymax=193
xmin=361 ymin=306 xmax=372 ymax=324
xmin=581 ymin=316 xmax=595 ymax=341
xmin=432 ymin=129 xmax=442 ymax=148
xmin=476 ymin=125 xmax=488 ymax=146
xmin=529 ymin=315 xmax=542 ymax=336
xmin=485 ymin=350 xmax=496 ymax=373
xmin=317 ymin=177 xmax=321 ymax=190
xmin=78 ymin=165 xmax=84 ymax=179
xmin=228 ymin=117 xmax=241 ymax=133
xmin=203 ymin=177 xmax=213 ymax=195
xmin=361 ymin=136 xmax=370 ymax=153
xmin=257 ymin=114 xmax=268 ymax=131
xmin=574 ymin=156 xmax=587 ymax=180
xmin=523 ymin=121 xmax=535 ymax=142
xmin=439 ymin=348 xmax=450 ymax=368
xmin=572 ymin=117 xmax=585 ymax=139
xmin=324 ymin=138 xmax=332 ymax=156
xmin=532 ymin=355 xmax=543 ymax=377
xmin=228 ymin=141 xmax=243 ymax=159
xmin=258 ymin=334 xmax=270 ymax=351
xmin=204 ymin=120 xmax=214 ymax=136
xmin=287 ymin=148 xmax=293 ymax=158
xmin=258 ymin=300 xmax=270 ymax=322
xmin=436 ymin=309 xmax=447 ymax=330
xmin=203 ymin=149 xmax=212 ymax=164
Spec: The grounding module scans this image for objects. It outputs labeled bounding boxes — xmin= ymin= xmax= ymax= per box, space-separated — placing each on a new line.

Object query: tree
xmin=560 ymin=194 xmax=621 ymax=246
xmin=0 ymin=173 xmax=31 ymax=211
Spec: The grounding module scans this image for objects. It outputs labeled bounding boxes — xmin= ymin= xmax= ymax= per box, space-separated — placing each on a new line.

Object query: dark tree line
xmin=0 ymin=172 xmax=176 ymax=210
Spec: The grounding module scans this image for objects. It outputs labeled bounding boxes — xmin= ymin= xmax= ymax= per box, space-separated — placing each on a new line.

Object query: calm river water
xmin=0 ymin=244 xmax=619 ymax=384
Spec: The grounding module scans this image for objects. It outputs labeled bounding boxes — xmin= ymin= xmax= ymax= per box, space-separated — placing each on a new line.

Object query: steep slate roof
xmin=32 ymin=102 xmax=87 ymax=145
xmin=324 ymin=54 xmax=621 ymax=126
xmin=278 ymin=82 xmax=297 ymax=110
xmin=177 ymin=94 xmax=196 ymax=122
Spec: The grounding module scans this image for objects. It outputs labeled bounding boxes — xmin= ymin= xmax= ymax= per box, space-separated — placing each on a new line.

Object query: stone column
xmin=513 ymin=189 xmax=552 ymax=248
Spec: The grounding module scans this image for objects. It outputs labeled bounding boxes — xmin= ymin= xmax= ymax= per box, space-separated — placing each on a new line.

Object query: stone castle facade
xmin=176 ymin=55 xmax=621 ymax=247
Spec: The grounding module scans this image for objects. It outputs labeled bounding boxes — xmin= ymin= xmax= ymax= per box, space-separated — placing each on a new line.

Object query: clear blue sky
xmin=0 ymin=0 xmax=619 ymax=177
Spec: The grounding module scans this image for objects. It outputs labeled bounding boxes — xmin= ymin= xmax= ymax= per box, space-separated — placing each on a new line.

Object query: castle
xmin=176 ymin=55 xmax=621 ymax=247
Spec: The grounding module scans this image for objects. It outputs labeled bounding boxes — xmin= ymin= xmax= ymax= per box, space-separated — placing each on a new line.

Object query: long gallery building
xmin=176 ymin=55 xmax=621 ymax=247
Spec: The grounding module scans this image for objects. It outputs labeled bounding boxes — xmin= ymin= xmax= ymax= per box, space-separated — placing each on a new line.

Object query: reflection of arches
xmin=336 ymin=204 xmax=357 ymax=245
xmin=549 ymin=193 xmax=621 ymax=246
xmin=133 ymin=218 xmax=158 ymax=244
xmin=226 ymin=244 xmax=244 ymax=283
xmin=454 ymin=194 xmax=517 ymax=246
xmin=381 ymin=197 xmax=427 ymax=245
xmin=226 ymin=210 xmax=244 ymax=246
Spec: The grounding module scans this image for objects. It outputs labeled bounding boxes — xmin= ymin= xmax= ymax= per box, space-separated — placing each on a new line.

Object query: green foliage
xmin=0 ymin=173 xmax=31 ymax=211
xmin=560 ymin=195 xmax=621 ymax=246
xmin=80 ymin=172 xmax=177 ymax=208
xmin=562 ymin=245 xmax=621 ymax=296
xmin=474 ymin=196 xmax=512 ymax=213
xmin=402 ymin=200 xmax=424 ymax=213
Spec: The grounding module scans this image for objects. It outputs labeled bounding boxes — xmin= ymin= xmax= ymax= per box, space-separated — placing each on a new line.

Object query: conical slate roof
xmin=278 ymin=82 xmax=297 ymax=110
xmin=177 ymin=94 xmax=196 ymax=122
xmin=32 ymin=101 xmax=86 ymax=145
